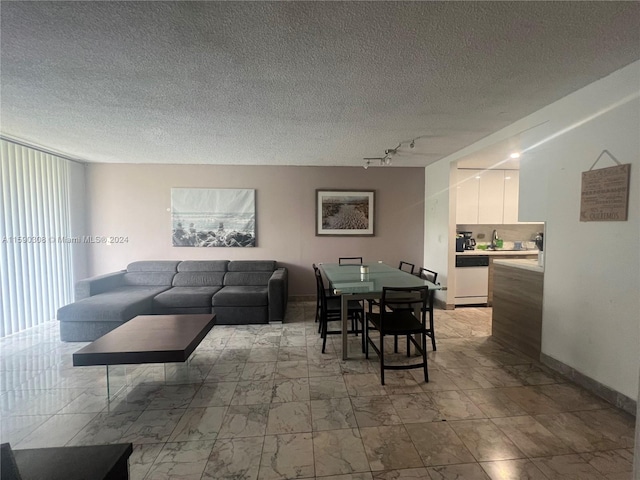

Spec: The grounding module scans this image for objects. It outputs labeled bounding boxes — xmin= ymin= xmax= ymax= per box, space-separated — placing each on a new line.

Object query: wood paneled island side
xmin=491 ymin=259 xmax=544 ymax=360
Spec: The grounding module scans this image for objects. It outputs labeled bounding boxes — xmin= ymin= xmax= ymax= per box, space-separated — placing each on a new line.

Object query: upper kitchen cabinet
xmin=456 ymin=168 xmax=520 ymax=224
xmin=502 ymin=170 xmax=520 ymax=224
xmin=478 ymin=170 xmax=505 ymax=224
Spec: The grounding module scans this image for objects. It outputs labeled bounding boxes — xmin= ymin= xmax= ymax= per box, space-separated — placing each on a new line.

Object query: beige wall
xmin=84 ymin=164 xmax=425 ymax=297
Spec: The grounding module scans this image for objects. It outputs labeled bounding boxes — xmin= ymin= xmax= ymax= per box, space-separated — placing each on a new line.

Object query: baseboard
xmin=540 ymin=352 xmax=636 ymax=416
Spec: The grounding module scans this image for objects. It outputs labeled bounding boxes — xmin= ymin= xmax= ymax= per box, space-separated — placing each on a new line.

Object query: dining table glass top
xmin=319 ymin=262 xmax=440 ymax=295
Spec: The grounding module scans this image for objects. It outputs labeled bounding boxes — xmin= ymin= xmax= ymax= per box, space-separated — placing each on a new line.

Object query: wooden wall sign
xmin=580 ymin=151 xmax=630 ymax=222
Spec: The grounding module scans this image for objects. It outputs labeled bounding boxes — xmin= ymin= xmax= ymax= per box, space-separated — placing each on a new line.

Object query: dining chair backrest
xmin=418 ymin=267 xmax=438 ymax=284
xmin=398 ymin=261 xmax=415 ymax=274
xmin=339 ymin=257 xmax=363 ymax=265
xmin=313 ymin=265 xmax=327 ymax=305
xmin=379 ymin=286 xmax=429 ymax=324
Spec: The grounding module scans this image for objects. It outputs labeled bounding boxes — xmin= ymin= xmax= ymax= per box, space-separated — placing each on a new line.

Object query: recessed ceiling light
xmin=510 ymin=152 xmax=521 ymax=159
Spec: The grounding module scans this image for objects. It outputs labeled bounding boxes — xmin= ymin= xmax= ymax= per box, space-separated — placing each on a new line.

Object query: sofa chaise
xmin=57 ymin=260 xmax=288 ymax=341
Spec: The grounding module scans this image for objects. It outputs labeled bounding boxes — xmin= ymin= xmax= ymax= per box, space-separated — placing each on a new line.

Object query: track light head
xmin=410 ymin=140 xmax=415 ymax=148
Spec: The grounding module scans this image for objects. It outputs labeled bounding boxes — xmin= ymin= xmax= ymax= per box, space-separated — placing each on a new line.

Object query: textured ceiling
xmin=1 ymin=2 xmax=639 ymax=167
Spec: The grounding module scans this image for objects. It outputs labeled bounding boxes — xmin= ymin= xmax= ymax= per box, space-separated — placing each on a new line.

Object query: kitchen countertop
xmin=457 ymin=249 xmax=539 ymax=256
xmin=493 ymin=258 xmax=544 ymax=273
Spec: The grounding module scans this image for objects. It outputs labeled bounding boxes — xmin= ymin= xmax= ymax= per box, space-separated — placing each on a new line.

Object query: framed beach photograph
xmin=316 ymin=190 xmax=375 ymax=236
xmin=171 ymin=188 xmax=256 ymax=247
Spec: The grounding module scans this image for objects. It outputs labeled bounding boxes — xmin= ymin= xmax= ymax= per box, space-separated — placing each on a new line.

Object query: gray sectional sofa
xmin=57 ymin=260 xmax=288 ymax=341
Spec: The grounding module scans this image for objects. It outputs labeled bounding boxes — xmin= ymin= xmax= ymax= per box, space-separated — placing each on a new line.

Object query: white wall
xmin=519 ymin=62 xmax=640 ymax=400
xmin=427 ymin=60 xmax=640 ymax=401
xmin=424 ymin=161 xmax=457 ymax=307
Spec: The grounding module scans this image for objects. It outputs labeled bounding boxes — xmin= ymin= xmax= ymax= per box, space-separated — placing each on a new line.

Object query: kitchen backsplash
xmin=457 ymin=224 xmax=544 ymax=245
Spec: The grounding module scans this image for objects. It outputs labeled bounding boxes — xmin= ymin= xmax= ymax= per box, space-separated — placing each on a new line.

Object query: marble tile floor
xmin=0 ymin=303 xmax=635 ymax=479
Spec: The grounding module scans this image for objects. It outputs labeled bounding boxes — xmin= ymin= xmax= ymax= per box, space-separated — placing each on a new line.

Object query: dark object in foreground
xmin=2 ymin=442 xmax=133 ymax=480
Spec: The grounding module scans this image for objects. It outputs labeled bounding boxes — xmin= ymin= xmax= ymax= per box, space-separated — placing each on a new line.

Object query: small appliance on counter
xmin=534 ymin=232 xmax=544 ymax=266
xmin=456 ymin=231 xmax=476 ymax=251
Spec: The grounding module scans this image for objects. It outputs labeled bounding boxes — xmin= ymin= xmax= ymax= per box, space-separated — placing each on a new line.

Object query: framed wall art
xmin=316 ymin=189 xmax=375 ymax=236
xmin=171 ymin=188 xmax=256 ymax=247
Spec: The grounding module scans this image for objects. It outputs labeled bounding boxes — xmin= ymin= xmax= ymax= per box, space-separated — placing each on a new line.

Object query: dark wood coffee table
xmin=73 ymin=314 xmax=215 ymax=395
xmin=11 ymin=443 xmax=133 ymax=480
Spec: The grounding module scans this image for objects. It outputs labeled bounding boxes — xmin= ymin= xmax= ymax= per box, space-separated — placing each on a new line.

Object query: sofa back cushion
xmin=128 ymin=261 xmax=180 ymax=272
xmin=173 ymin=272 xmax=226 ymax=287
xmin=123 ymin=261 xmax=179 ymax=286
xmin=178 ymin=260 xmax=229 ymax=272
xmin=224 ymin=261 xmax=276 ymax=286
xmin=224 ymin=271 xmax=273 ymax=286
xmin=227 ymin=261 xmax=276 ymax=272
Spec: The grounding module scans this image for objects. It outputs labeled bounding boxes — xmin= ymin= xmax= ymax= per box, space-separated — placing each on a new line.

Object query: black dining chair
xmin=368 ymin=260 xmax=416 ymax=313
xmin=339 ymin=257 xmax=363 ymax=265
xmin=418 ymin=267 xmax=438 ymax=284
xmin=364 ymin=286 xmax=431 ymax=385
xmin=313 ymin=265 xmax=362 ymax=353
xmin=390 ymin=267 xmax=439 ymax=352
xmin=313 ymin=264 xmax=338 ymax=329
xmin=398 ymin=261 xmax=415 ymax=274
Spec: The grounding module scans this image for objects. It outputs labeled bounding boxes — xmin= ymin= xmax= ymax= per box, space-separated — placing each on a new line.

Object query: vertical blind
xmin=0 ymin=139 xmax=74 ymax=337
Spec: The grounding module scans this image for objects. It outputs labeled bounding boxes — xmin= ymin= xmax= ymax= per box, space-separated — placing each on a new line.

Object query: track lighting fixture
xmin=362 ymin=137 xmax=421 ymax=168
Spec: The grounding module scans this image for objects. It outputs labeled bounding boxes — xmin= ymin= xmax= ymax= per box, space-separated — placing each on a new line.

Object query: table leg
xmin=413 ymin=304 xmax=424 ymax=351
xmin=105 ymin=365 xmax=127 ymax=401
xmin=342 ymin=294 xmax=349 ymax=360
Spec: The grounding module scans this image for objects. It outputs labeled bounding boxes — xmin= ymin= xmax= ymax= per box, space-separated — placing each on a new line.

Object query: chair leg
xmin=361 ymin=314 xmax=366 ymax=354
xmin=394 ymin=335 xmax=398 ymax=353
xmin=364 ymin=320 xmax=369 ymax=359
xmin=422 ymin=330 xmax=429 ymax=383
xmin=379 ymin=332 xmax=385 ymax=385
xmin=406 ymin=334 xmax=411 ymax=357
xmin=321 ymin=318 xmax=328 ymax=354
xmin=430 ymin=310 xmax=437 ymax=351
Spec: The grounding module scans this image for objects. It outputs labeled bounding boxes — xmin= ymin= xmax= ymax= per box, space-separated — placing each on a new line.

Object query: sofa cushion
xmin=57 ymin=286 xmax=169 ymax=323
xmin=153 ymin=286 xmax=221 ymax=309
xmin=224 ymin=272 xmax=273 ymax=286
xmin=172 ymin=272 xmax=225 ymax=287
xmin=121 ymin=261 xmax=179 ymax=286
xmin=127 ymin=261 xmax=180 ymax=272
xmin=213 ymin=286 xmax=268 ymax=307
xmin=122 ymin=272 xmax=176 ymax=286
xmin=178 ymin=260 xmax=229 ymax=272
xmin=228 ymin=261 xmax=276 ymax=272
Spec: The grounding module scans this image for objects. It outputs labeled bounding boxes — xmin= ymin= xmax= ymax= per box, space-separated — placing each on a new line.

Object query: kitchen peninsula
xmin=455 ymin=249 xmax=538 ymax=306
xmin=491 ymin=259 xmax=544 ymax=360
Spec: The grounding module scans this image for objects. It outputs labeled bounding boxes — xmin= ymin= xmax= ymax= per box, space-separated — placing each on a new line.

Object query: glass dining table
xmin=319 ymin=262 xmax=442 ymax=360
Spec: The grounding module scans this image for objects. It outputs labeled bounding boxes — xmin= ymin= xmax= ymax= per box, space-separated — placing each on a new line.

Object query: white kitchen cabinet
xmin=478 ymin=170 xmax=505 ymax=224
xmin=456 ymin=169 xmax=480 ymax=224
xmin=503 ymin=170 xmax=520 ymax=223
xmin=456 ymin=168 xmax=521 ymax=224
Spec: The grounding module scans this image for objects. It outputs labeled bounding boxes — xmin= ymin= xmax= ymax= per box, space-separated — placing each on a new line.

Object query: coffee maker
xmin=456 ymin=231 xmax=476 ymax=251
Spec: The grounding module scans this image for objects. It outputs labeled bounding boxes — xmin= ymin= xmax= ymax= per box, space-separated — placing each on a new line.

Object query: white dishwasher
xmin=455 ymin=255 xmax=489 ymax=305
